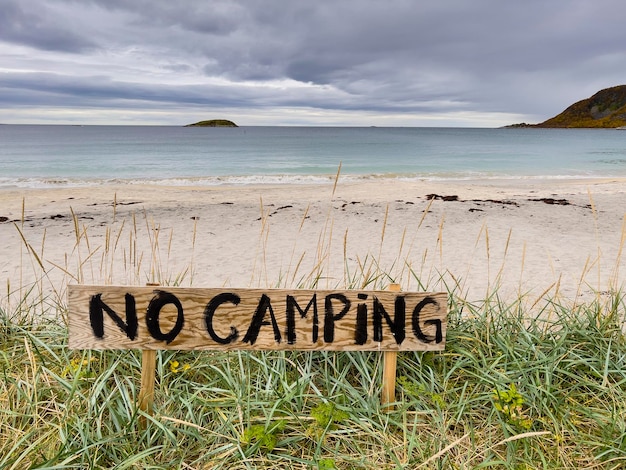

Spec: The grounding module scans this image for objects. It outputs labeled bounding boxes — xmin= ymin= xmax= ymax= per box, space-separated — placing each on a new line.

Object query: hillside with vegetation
xmin=509 ymin=85 xmax=626 ymax=128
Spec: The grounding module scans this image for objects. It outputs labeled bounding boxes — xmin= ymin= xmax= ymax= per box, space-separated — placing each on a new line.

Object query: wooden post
xmin=138 ymin=349 xmax=156 ymax=416
xmin=382 ymin=283 xmax=401 ymax=410
xmin=138 ymin=283 xmax=159 ymax=421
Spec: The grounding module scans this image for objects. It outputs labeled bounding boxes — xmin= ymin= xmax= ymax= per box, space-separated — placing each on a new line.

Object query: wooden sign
xmin=68 ymin=285 xmax=447 ymax=351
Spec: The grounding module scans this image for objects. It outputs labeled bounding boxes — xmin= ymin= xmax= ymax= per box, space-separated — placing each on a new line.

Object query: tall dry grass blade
xmin=331 ymin=162 xmax=342 ymax=199
xmin=418 ymin=198 xmax=434 ymax=230
xmin=436 ymin=215 xmax=445 ymax=274
xmin=189 ymin=216 xmax=198 ymax=285
xmin=67 ymin=207 xmax=86 ymax=283
xmin=109 ymin=218 xmax=126 ymax=284
xmin=299 ymin=203 xmax=310 ymax=231
xmin=250 ymin=196 xmax=271 ymax=287
xmin=587 ymin=188 xmax=602 ymax=293
xmin=396 ymin=227 xmax=407 ymax=281
xmin=484 ymin=224 xmax=490 ymax=285
xmin=495 ymin=228 xmax=512 ymax=284
xmin=18 ymin=198 xmax=25 ymax=303
xmin=81 ymin=223 xmax=96 ymax=283
xmin=44 ymin=261 xmax=79 ymax=283
xmin=13 ymin=223 xmax=45 ymax=271
xmin=418 ymin=433 xmax=470 ymax=468
xmin=127 ymin=211 xmax=142 ymax=283
xmin=517 ymin=240 xmax=527 ymax=298
xmin=376 ymin=203 xmax=390 ymax=277
xmin=574 ymin=255 xmax=595 ymax=304
xmin=12 ymin=221 xmax=49 ymax=315
xmin=285 ymin=203 xmax=311 ymax=287
xmin=70 ymin=207 xmax=81 ymax=247
xmin=531 ymin=279 xmax=558 ymax=312
xmin=476 ymin=431 xmax=552 ymax=461
xmin=143 ymin=211 xmax=163 ymax=284
xmin=343 ymin=227 xmax=349 ymax=288
xmin=609 ymin=214 xmax=626 ymax=291
xmin=290 ymin=252 xmax=307 ymax=287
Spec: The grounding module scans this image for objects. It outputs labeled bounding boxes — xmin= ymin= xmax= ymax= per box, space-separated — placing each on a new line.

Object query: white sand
xmin=1 ymin=178 xmax=625 ymax=306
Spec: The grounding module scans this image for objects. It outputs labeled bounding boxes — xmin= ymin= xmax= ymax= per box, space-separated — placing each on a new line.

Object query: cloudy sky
xmin=1 ymin=0 xmax=625 ymax=126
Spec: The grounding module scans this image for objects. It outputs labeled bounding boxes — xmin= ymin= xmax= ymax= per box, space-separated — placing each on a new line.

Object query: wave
xmin=2 ymin=171 xmax=623 ymax=189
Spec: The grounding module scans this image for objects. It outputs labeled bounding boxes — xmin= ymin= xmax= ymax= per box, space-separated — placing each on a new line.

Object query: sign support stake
xmin=382 ymin=283 xmax=401 ymax=410
xmin=138 ymin=283 xmax=159 ymax=422
xmin=138 ymin=349 xmax=156 ymax=418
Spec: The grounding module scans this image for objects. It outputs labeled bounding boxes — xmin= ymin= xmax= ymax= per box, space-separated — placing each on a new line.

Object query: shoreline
xmin=1 ymin=178 xmax=625 ymax=306
xmin=2 ymin=174 xmax=626 ymax=191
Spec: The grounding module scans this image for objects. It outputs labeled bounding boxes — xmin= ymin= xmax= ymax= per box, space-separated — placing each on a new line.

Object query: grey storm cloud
xmin=0 ymin=0 xmax=97 ymax=52
xmin=1 ymin=0 xmax=626 ymax=125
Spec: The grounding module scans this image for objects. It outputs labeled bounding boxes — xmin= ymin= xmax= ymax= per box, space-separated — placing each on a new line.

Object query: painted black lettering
xmin=286 ymin=294 xmax=318 ymax=344
xmin=243 ymin=294 xmax=281 ymax=345
xmin=424 ymin=319 xmax=443 ymax=343
xmin=372 ymin=296 xmax=406 ymax=344
xmin=89 ymin=293 xmax=138 ymax=340
xmin=204 ymin=293 xmax=240 ymax=344
xmin=146 ymin=291 xmax=184 ymax=344
xmin=354 ymin=293 xmax=368 ymax=345
xmin=412 ymin=296 xmax=441 ymax=343
xmin=324 ymin=293 xmax=351 ymax=343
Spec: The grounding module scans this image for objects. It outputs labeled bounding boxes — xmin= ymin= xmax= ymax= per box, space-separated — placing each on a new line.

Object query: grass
xmin=1 ymin=191 xmax=625 ymax=469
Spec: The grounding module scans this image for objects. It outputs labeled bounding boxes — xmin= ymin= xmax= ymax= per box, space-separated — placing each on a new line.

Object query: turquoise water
xmin=1 ymin=125 xmax=625 ymax=187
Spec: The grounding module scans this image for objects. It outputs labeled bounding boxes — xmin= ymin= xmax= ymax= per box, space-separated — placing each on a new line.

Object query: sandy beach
xmin=1 ymin=178 xmax=625 ymax=306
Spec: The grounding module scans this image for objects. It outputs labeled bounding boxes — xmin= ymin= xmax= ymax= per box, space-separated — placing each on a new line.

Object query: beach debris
xmin=471 ymin=199 xmax=519 ymax=207
xmin=340 ymin=201 xmax=361 ymax=211
xmin=529 ymin=198 xmax=571 ymax=205
xmin=427 ymin=193 xmax=519 ymax=207
xmin=426 ymin=194 xmax=459 ymax=201
xmin=269 ymin=205 xmax=293 ymax=216
xmin=0 ymin=216 xmax=8 ymax=223
xmin=87 ymin=200 xmax=141 ymax=207
xmin=115 ymin=201 xmax=142 ymax=206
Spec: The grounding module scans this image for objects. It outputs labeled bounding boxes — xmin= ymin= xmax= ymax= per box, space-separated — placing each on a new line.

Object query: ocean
xmin=1 ymin=125 xmax=626 ymax=188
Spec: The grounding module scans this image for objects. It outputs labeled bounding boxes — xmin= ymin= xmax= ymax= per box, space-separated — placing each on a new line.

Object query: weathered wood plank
xmin=68 ymin=285 xmax=447 ymax=351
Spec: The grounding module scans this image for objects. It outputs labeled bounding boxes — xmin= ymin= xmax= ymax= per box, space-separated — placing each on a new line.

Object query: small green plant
xmin=318 ymin=457 xmax=337 ymax=469
xmin=398 ymin=375 xmax=446 ymax=409
xmin=241 ymin=420 xmax=286 ymax=454
xmin=307 ymin=401 xmax=349 ymax=442
xmin=310 ymin=402 xmax=349 ymax=430
xmin=492 ymin=383 xmax=532 ymax=430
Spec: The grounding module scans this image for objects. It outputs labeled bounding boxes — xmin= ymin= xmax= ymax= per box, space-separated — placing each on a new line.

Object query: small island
xmin=185 ymin=119 xmax=238 ymax=127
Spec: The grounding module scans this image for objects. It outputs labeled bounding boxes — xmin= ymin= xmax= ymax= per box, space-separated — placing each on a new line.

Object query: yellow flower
xmin=169 ymin=360 xmax=190 ymax=374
